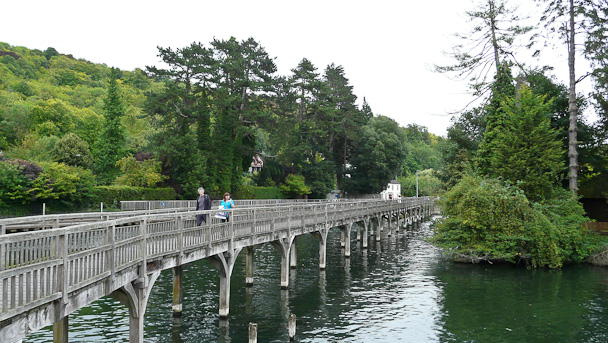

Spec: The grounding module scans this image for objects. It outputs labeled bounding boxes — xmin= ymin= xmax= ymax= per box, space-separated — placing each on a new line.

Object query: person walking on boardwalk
xmin=220 ymin=192 xmax=235 ymax=222
xmin=196 ymin=187 xmax=212 ymax=225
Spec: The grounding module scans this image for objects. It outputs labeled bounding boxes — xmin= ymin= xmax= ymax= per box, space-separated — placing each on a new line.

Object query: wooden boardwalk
xmin=0 ymin=197 xmax=437 ymax=343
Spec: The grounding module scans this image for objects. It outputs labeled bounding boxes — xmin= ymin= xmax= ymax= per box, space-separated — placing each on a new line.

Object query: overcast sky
xmin=2 ymin=0 xmax=587 ymax=136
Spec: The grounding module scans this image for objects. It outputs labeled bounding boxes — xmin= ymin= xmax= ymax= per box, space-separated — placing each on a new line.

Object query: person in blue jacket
xmin=220 ymin=192 xmax=235 ymax=222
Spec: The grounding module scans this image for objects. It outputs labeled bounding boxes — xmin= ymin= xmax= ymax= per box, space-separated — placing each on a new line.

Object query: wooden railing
xmin=0 ymin=207 xmax=196 ymax=234
xmin=120 ymin=199 xmax=329 ymax=211
xmin=0 ymin=197 xmax=435 ymax=331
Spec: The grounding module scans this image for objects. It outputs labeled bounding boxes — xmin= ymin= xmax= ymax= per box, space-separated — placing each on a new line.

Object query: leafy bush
xmin=280 ymin=174 xmax=311 ymax=198
xmin=0 ymin=161 xmax=34 ymax=208
xmin=0 ymin=160 xmax=96 ymax=214
xmin=53 ymin=133 xmax=93 ymax=168
xmin=115 ymin=155 xmax=166 ymax=187
xmin=32 ymin=162 xmax=96 ymax=212
xmin=432 ymin=174 xmax=600 ymax=268
xmin=398 ymin=169 xmax=443 ymax=197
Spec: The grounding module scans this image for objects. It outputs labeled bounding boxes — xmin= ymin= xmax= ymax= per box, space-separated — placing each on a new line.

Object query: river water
xmin=25 ymin=216 xmax=608 ymax=342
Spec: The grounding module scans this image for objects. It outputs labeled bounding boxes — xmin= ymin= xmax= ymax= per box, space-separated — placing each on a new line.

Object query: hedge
xmin=92 ymin=186 xmax=178 ymax=209
xmin=240 ymin=185 xmax=284 ymax=199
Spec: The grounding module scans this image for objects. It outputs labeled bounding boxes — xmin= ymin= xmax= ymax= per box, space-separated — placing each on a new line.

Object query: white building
xmin=380 ymin=180 xmax=401 ymax=200
xmin=248 ymin=155 xmax=263 ymax=173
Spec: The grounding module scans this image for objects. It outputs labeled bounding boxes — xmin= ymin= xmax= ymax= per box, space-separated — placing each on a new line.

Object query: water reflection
xmin=171 ymin=317 xmax=181 ymax=343
xmin=22 ymin=216 xmax=608 ymax=342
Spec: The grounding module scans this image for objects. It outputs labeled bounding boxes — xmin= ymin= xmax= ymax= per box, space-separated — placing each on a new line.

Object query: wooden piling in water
xmin=249 ymin=323 xmax=257 ymax=343
xmin=289 ymin=313 xmax=296 ymax=340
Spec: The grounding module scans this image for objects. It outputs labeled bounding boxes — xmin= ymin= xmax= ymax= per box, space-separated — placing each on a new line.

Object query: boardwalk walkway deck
xmin=0 ymin=197 xmax=437 ymax=343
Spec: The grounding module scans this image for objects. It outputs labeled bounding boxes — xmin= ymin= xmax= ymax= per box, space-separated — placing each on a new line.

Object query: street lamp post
xmin=416 ymin=170 xmax=419 ymax=198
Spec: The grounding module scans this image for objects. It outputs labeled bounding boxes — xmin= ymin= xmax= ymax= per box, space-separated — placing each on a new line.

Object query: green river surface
xmin=25 ymin=216 xmax=608 ymax=342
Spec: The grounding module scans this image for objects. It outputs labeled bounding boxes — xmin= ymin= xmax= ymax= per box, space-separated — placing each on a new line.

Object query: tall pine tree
xmin=488 ymin=86 xmax=564 ymax=201
xmin=477 ymin=63 xmax=516 ymax=175
xmin=94 ymin=69 xmax=127 ymax=184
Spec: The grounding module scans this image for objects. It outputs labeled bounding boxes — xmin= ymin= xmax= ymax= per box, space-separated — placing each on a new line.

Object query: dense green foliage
xmin=0 ymin=158 xmax=96 ymax=214
xmin=399 ymin=169 xmax=443 ymax=197
xmin=433 ymin=175 xmax=600 ymax=268
xmin=485 ymin=86 xmax=565 ymax=201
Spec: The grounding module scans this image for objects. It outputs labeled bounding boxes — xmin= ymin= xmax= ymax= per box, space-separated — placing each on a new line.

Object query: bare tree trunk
xmin=489 ymin=0 xmax=501 ymax=71
xmin=567 ymin=0 xmax=579 ymax=194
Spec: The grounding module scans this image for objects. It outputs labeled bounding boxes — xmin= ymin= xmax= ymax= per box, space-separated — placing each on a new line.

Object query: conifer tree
xmin=94 ymin=69 xmax=126 ymax=184
xmin=436 ymin=0 xmax=533 ymax=96
xmin=477 ymin=63 xmax=516 ymax=175
xmin=489 ymin=86 xmax=564 ymax=201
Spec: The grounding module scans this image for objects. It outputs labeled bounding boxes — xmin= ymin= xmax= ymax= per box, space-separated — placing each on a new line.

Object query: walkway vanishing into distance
xmin=0 ymin=197 xmax=437 ymax=343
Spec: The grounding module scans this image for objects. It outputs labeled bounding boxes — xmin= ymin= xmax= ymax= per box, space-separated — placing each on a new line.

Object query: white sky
xmin=1 ymin=0 xmax=593 ymax=136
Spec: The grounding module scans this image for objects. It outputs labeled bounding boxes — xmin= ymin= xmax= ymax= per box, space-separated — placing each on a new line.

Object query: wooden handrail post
xmin=177 ymin=215 xmax=184 ymax=264
xmin=0 ymin=223 xmax=5 ymax=272
xmin=57 ymin=231 xmax=68 ymax=303
xmin=106 ymin=224 xmax=116 ymax=291
xmin=139 ymin=219 xmax=147 ymax=287
xmin=229 ymin=212 xmax=234 ymax=252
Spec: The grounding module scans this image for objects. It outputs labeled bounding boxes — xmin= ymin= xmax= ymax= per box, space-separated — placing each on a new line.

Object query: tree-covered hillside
xmin=0 ymin=40 xmax=444 ymax=215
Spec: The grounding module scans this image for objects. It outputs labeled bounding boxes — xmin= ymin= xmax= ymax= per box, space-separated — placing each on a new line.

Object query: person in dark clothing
xmin=196 ymin=187 xmax=212 ymax=226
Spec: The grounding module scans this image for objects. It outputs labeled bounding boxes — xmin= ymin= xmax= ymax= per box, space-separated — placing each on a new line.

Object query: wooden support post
xmin=344 ymin=224 xmax=352 ymax=258
xmin=271 ymin=237 xmax=294 ymax=289
xmin=52 ymin=315 xmax=68 ymax=343
xmin=396 ymin=213 xmax=400 ymax=234
xmin=356 ymin=223 xmax=361 ymax=241
xmin=289 ymin=313 xmax=296 ymax=341
xmin=280 ymin=247 xmax=290 ymax=289
xmin=111 ymin=272 xmax=160 ymax=343
xmin=219 ymin=263 xmax=233 ymax=317
xmin=311 ymin=229 xmax=328 ymax=270
xmin=376 ymin=217 xmax=381 ymax=242
xmin=249 ymin=323 xmax=257 ymax=343
xmin=127 ymin=287 xmax=145 ymax=343
xmin=290 ymin=238 xmax=297 ymax=269
xmin=207 ymin=250 xmax=241 ymax=318
xmin=362 ymin=220 xmax=368 ymax=249
xmin=172 ymin=266 xmax=183 ymax=317
xmin=246 ymin=246 xmax=255 ymax=287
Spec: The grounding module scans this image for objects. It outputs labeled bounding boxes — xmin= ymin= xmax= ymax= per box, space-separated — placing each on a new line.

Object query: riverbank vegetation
xmin=433 ymin=0 xmax=608 ymax=268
